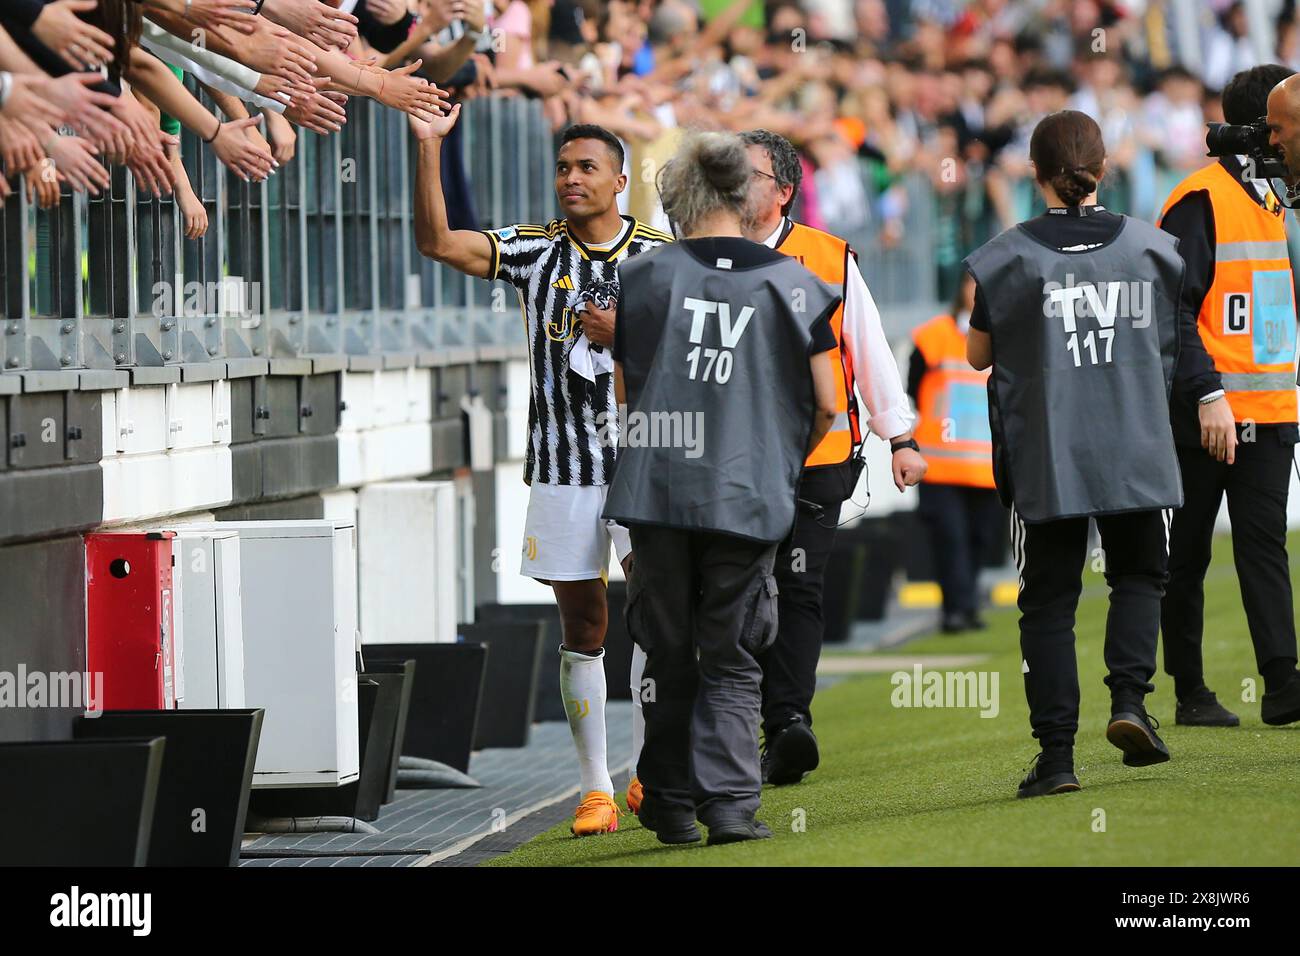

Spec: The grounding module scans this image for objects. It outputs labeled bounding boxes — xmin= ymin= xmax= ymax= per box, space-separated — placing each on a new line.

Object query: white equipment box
xmin=176 ymin=520 xmax=360 ymax=789
xmin=358 ymin=481 xmax=458 ymax=644
xmin=168 ymin=528 xmax=245 ymax=710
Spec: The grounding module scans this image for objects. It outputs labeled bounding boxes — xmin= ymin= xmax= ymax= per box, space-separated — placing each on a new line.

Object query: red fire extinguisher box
xmin=86 ymin=532 xmax=177 ymax=711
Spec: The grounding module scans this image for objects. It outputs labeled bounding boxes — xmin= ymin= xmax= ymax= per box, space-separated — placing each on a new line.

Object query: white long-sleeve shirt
xmin=141 ymin=19 xmax=286 ymax=114
xmin=762 ymin=218 xmax=914 ymax=441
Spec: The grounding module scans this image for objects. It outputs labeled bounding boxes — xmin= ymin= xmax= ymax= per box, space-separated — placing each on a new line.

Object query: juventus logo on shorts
xmin=523 ymin=535 xmax=539 ymax=560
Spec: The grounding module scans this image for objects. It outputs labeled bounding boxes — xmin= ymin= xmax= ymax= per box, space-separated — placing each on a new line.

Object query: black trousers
xmin=1013 ymin=507 xmax=1168 ymax=746
xmin=917 ymin=482 xmax=1006 ymax=615
xmin=1162 ymin=434 xmax=1298 ymax=691
xmin=626 ymin=524 xmax=779 ymax=825
xmin=758 ymin=463 xmax=853 ymax=736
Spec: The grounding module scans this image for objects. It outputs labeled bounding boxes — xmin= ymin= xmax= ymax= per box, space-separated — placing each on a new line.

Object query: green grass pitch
xmin=486 ymin=533 xmax=1300 ymax=866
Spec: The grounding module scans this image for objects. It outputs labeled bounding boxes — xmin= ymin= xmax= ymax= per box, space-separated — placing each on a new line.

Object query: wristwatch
xmin=890 ymin=438 xmax=920 ymax=454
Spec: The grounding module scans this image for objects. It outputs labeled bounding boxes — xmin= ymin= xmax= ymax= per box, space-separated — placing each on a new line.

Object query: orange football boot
xmin=625 ymin=776 xmax=643 ymax=816
xmin=571 ymin=791 xmax=620 ymax=836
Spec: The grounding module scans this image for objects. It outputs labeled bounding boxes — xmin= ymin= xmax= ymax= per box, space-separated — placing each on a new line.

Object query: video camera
xmin=1206 ymin=119 xmax=1300 ymax=207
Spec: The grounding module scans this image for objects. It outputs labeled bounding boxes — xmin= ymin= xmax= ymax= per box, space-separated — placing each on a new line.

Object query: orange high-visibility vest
xmin=1160 ymin=162 xmax=1298 ymax=424
xmin=911 ymin=314 xmax=995 ymax=488
xmin=776 ymin=222 xmax=863 ymax=467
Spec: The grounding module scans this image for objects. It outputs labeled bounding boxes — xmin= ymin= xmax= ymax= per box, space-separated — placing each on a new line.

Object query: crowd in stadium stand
xmin=0 ymin=0 xmax=1293 ymax=298
xmin=467 ymin=0 xmax=1290 ymax=300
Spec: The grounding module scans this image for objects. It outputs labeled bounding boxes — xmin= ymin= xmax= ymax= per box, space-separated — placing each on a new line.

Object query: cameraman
xmin=1157 ymin=64 xmax=1300 ymax=729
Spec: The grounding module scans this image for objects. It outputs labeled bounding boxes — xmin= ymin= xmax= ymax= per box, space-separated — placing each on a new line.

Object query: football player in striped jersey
xmin=411 ymin=105 xmax=670 ymax=836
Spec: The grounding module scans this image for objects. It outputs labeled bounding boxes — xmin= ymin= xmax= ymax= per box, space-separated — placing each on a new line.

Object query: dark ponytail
xmin=89 ymin=0 xmax=141 ymax=84
xmin=1029 ymin=110 xmax=1106 ymax=206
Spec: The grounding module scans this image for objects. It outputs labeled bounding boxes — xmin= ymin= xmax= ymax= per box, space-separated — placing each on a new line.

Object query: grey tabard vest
xmin=963 ymin=215 xmax=1185 ymax=522
xmin=604 ymin=242 xmax=841 ymax=542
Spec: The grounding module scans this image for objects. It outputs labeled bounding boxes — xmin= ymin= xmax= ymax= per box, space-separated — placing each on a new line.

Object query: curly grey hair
xmin=657 ymin=131 xmax=753 ymax=236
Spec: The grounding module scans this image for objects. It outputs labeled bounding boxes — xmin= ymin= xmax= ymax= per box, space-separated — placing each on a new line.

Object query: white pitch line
xmin=414 ymin=759 xmax=635 ymax=866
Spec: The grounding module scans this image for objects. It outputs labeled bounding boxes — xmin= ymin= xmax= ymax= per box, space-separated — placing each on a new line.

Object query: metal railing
xmin=0 ymin=92 xmax=558 ymax=383
xmin=28 ymin=95 xmax=1251 ymax=374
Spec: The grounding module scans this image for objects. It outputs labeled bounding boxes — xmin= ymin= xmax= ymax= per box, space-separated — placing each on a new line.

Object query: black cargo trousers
xmin=625 ymin=523 xmax=780 ymax=826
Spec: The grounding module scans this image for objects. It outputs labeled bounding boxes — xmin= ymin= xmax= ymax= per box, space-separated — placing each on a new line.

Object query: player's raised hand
xmin=408 ymin=102 xmax=460 ymax=141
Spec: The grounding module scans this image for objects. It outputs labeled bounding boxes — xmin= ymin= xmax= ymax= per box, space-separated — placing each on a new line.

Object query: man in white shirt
xmin=739 ymin=129 xmax=926 ymax=785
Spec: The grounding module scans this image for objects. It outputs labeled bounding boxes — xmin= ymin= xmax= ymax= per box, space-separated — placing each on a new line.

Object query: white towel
xmin=568 ymin=332 xmax=614 ymax=385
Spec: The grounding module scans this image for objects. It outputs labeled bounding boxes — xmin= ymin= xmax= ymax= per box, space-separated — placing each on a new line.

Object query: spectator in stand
xmin=1142 ymin=66 xmax=1212 ymax=203
xmin=1203 ymin=2 xmax=1259 ymax=94
xmin=0 ymin=0 xmax=448 ymax=210
xmin=3 ymin=0 xmax=1274 ymax=324
xmin=1070 ymin=50 xmax=1140 ymax=211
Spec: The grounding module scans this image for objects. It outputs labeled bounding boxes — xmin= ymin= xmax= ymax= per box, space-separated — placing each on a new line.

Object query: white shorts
xmin=521 ymin=483 xmax=632 ymax=582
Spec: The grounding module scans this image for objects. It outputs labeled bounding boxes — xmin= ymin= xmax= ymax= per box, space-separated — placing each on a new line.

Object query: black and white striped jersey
xmin=483 ymin=215 xmax=672 ymax=486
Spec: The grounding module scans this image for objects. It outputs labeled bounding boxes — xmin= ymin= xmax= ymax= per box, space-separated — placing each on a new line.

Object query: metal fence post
xmin=2 ymin=185 xmax=33 ymax=371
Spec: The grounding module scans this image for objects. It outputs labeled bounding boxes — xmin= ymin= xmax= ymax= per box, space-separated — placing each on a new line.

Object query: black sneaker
xmin=1107 ymin=711 xmax=1171 ymax=766
xmin=761 ymin=716 xmax=819 ymax=786
xmin=705 ymin=818 xmax=773 ymax=845
xmin=1261 ymin=673 xmax=1300 ymax=726
xmin=942 ymin=611 xmax=986 ymax=633
xmin=940 ymin=612 xmax=968 ymax=634
xmin=1016 ymin=753 xmax=1081 ymax=799
xmin=638 ymin=797 xmax=701 ymax=846
xmin=1175 ymin=688 xmax=1240 ymax=727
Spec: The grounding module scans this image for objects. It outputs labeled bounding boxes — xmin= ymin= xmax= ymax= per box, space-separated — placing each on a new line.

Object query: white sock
xmin=560 ymin=646 xmax=613 ymax=796
xmin=629 ymin=643 xmax=646 ymax=777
